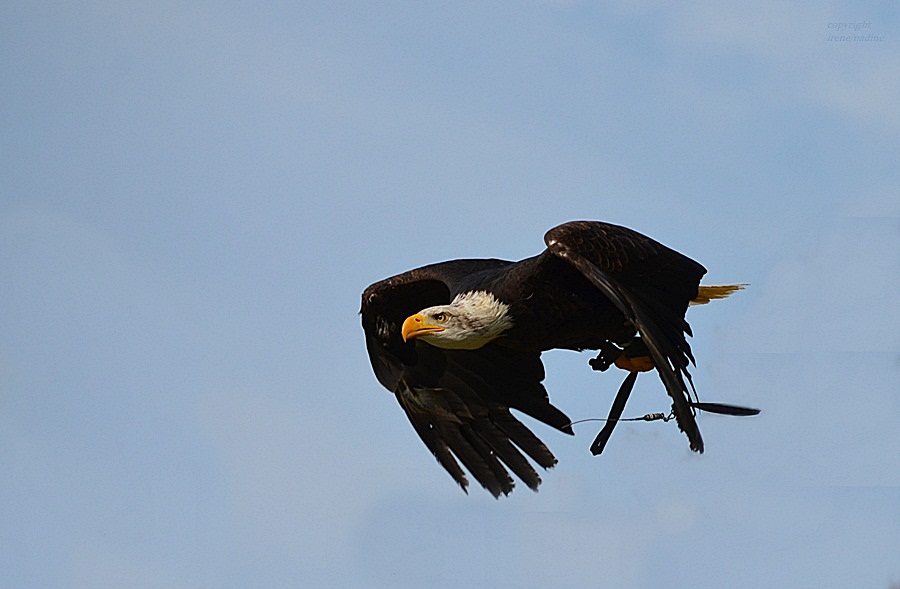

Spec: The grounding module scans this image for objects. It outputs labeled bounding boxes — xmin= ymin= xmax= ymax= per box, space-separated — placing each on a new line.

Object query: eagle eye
xmin=434 ymin=312 xmax=450 ymax=322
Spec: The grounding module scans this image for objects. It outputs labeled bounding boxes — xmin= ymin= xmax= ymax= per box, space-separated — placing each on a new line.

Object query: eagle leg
xmin=614 ymin=337 xmax=656 ymax=373
xmin=590 ymin=371 xmax=639 ymax=455
xmin=592 ymin=338 xmax=656 ymax=373
xmin=622 ymin=336 xmax=650 ymax=358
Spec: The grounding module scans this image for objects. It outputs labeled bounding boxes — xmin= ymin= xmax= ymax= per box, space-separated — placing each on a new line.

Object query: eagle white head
xmin=401 ymin=291 xmax=514 ymax=350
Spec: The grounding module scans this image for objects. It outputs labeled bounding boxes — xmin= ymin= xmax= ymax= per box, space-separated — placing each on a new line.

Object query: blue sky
xmin=2 ymin=1 xmax=898 ymax=587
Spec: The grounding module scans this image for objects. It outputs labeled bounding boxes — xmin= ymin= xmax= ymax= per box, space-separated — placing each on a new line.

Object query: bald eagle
xmin=361 ymin=221 xmax=756 ymax=497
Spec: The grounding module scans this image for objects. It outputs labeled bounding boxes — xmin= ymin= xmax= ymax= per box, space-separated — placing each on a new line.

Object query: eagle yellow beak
xmin=401 ymin=313 xmax=445 ymax=342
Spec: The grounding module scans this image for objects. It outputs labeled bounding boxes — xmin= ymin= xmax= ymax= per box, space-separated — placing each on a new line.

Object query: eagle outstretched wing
xmin=544 ymin=221 xmax=707 ymax=452
xmin=361 ymin=264 xmax=573 ymax=497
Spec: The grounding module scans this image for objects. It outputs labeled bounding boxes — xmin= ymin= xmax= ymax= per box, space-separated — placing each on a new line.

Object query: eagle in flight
xmin=360 ymin=221 xmax=757 ymax=497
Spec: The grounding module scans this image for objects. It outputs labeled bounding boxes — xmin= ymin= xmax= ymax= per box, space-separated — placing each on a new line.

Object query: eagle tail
xmin=690 ymin=284 xmax=747 ymax=305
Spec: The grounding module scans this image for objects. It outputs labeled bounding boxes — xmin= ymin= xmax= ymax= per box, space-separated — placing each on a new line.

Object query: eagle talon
xmin=589 ymin=341 xmax=623 ymax=372
xmin=610 ymin=337 xmax=656 ymax=373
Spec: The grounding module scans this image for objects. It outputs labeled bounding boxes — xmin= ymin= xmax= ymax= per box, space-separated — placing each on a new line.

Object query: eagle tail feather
xmin=691 ymin=284 xmax=747 ymax=305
